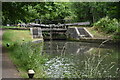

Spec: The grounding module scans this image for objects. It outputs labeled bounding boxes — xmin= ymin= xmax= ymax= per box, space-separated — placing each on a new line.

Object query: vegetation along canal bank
xmin=2 ymin=2 xmax=120 ymax=79
xmin=2 ymin=26 xmax=120 ymax=78
xmin=1 ymin=16 xmax=120 ymax=78
xmin=2 ymin=29 xmax=49 ymax=78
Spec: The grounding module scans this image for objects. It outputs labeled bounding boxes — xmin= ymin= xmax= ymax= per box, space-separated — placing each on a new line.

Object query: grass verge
xmin=1 ymin=26 xmax=19 ymax=28
xmin=86 ymin=27 xmax=112 ymax=39
xmin=2 ymin=30 xmax=48 ymax=78
xmin=2 ymin=30 xmax=32 ymax=47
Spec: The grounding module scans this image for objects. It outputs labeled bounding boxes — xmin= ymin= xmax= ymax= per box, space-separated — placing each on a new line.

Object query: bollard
xmin=28 ymin=70 xmax=35 ymax=78
xmin=22 ymin=38 xmax=25 ymax=41
xmin=6 ymin=43 xmax=10 ymax=47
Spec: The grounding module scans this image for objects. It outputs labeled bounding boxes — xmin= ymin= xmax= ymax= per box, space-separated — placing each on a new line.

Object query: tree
xmin=71 ymin=2 xmax=119 ymax=24
xmin=2 ymin=2 xmax=72 ymax=25
xmin=2 ymin=2 xmax=27 ymax=25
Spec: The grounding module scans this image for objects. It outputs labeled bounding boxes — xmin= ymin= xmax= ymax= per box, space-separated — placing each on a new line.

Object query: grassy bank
xmin=2 ymin=30 xmax=32 ymax=47
xmin=86 ymin=27 xmax=112 ymax=39
xmin=85 ymin=17 xmax=120 ymax=40
xmin=2 ymin=30 xmax=48 ymax=78
xmin=93 ymin=17 xmax=120 ymax=39
xmin=1 ymin=26 xmax=19 ymax=28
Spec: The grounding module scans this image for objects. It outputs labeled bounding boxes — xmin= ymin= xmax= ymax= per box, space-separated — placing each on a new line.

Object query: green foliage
xmin=94 ymin=16 xmax=119 ymax=33
xmin=2 ymin=2 xmax=26 ymax=24
xmin=2 ymin=30 xmax=48 ymax=78
xmin=8 ymin=42 xmax=48 ymax=78
xmin=2 ymin=30 xmax=32 ymax=47
xmin=74 ymin=49 xmax=118 ymax=78
xmin=2 ymin=2 xmax=119 ymax=25
xmin=113 ymin=35 xmax=120 ymax=39
xmin=11 ymin=42 xmax=48 ymax=71
xmin=78 ymin=54 xmax=118 ymax=78
xmin=0 ymin=26 xmax=19 ymax=28
xmin=44 ymin=49 xmax=119 ymax=78
xmin=71 ymin=2 xmax=119 ymax=24
xmin=71 ymin=2 xmax=107 ymax=23
xmin=2 ymin=2 xmax=72 ymax=25
xmin=93 ymin=16 xmax=120 ymax=39
xmin=106 ymin=2 xmax=119 ymax=19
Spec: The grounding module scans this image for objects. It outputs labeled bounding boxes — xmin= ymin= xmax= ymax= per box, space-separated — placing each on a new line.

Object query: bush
xmin=10 ymin=42 xmax=49 ymax=78
xmin=94 ymin=16 xmax=119 ymax=34
xmin=11 ymin=42 xmax=48 ymax=70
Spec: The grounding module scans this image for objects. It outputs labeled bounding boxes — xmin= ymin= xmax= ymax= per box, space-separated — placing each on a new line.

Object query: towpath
xmin=0 ymin=29 xmax=21 ymax=78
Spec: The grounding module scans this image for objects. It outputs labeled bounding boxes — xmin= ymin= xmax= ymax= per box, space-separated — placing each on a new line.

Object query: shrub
xmin=94 ymin=16 xmax=119 ymax=34
xmin=11 ymin=42 xmax=48 ymax=70
xmin=10 ymin=42 xmax=49 ymax=78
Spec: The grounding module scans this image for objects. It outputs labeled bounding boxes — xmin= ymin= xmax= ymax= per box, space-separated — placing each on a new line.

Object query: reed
xmin=74 ymin=52 xmax=119 ymax=78
xmin=10 ymin=42 xmax=49 ymax=78
xmin=2 ymin=30 xmax=49 ymax=78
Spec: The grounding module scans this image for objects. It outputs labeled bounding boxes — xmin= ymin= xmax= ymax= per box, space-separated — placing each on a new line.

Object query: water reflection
xmin=45 ymin=57 xmax=77 ymax=78
xmin=43 ymin=41 xmax=119 ymax=78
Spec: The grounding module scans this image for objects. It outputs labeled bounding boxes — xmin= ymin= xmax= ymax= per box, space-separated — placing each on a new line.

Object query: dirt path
xmin=1 ymin=29 xmax=21 ymax=78
xmin=2 ymin=47 xmax=21 ymax=78
xmin=0 ymin=29 xmax=2 ymax=79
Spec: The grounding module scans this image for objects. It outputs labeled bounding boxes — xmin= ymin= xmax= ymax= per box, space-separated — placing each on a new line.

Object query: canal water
xmin=42 ymin=41 xmax=119 ymax=78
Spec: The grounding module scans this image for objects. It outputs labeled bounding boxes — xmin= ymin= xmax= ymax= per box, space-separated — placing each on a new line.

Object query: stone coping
xmin=68 ymin=38 xmax=120 ymax=44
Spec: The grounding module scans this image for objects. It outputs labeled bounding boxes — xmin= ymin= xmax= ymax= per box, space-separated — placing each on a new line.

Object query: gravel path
xmin=1 ymin=29 xmax=21 ymax=78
